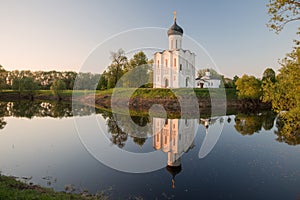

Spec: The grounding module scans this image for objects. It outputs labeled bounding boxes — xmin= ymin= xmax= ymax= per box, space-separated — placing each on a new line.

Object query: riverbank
xmin=0 ymin=89 xmax=271 ymax=117
xmin=0 ymin=174 xmax=108 ymax=200
xmin=88 ymin=88 xmax=271 ymax=117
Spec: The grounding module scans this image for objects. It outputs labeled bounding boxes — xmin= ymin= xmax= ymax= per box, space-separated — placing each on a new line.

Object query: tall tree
xmin=262 ymin=68 xmax=276 ymax=82
xmin=267 ymin=0 xmax=300 ymax=33
xmin=50 ymin=79 xmax=66 ymax=101
xmin=107 ymin=49 xmax=128 ymax=88
xmin=123 ymin=51 xmax=150 ymax=88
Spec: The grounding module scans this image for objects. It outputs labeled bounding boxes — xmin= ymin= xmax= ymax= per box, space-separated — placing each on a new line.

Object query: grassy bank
xmin=0 ymin=174 xmax=108 ymax=200
xmin=0 ymin=88 xmax=237 ymax=101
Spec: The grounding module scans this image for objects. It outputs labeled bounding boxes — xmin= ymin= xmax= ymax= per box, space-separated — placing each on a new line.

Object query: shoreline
xmin=0 ymin=89 xmax=271 ymax=117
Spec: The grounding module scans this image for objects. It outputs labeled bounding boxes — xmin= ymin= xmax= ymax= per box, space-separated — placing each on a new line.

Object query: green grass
xmin=96 ymin=88 xmax=237 ymax=100
xmin=0 ymin=88 xmax=237 ymax=101
xmin=0 ymin=174 xmax=108 ymax=200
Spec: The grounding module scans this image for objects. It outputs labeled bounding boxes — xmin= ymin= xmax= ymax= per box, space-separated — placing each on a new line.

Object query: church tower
xmin=153 ymin=12 xmax=196 ymax=88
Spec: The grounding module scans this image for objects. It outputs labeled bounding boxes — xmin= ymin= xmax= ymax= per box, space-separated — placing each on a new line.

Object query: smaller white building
xmin=196 ymin=69 xmax=221 ymax=88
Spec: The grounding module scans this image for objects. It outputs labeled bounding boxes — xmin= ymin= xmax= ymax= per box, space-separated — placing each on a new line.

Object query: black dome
xmin=167 ymin=19 xmax=183 ymax=36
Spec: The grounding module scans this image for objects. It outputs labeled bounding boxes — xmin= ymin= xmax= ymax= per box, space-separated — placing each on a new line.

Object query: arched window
xmin=171 ymin=40 xmax=173 ymax=49
xmin=176 ymin=40 xmax=178 ymax=49
xmin=186 ymin=77 xmax=189 ymax=87
xmin=174 ymin=58 xmax=176 ymax=68
xmin=180 ymin=64 xmax=182 ymax=71
xmin=165 ymin=59 xmax=168 ymax=68
xmin=157 ymin=60 xmax=159 ymax=68
xmin=165 ymin=78 xmax=169 ymax=88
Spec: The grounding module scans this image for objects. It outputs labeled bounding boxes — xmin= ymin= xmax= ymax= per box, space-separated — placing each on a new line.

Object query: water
xmin=0 ymin=101 xmax=299 ymax=199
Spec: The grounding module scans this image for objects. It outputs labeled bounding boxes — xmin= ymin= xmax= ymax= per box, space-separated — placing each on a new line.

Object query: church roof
xmin=167 ymin=19 xmax=183 ymax=36
xmin=154 ymin=49 xmax=193 ymax=55
xmin=196 ymin=75 xmax=221 ymax=81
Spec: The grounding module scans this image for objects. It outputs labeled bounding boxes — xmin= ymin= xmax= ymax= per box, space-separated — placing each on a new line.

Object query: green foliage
xmin=267 ymin=0 xmax=300 ymax=33
xmin=102 ymin=50 xmax=153 ymax=89
xmin=235 ymin=75 xmax=262 ymax=99
xmin=234 ymin=111 xmax=276 ymax=135
xmin=197 ymin=68 xmax=221 ymax=78
xmin=262 ymin=68 xmax=276 ymax=82
xmin=262 ymin=48 xmax=300 ymax=112
xmin=106 ymin=49 xmax=128 ymax=89
xmin=262 ymin=47 xmax=300 ymax=139
xmin=50 ymin=80 xmax=66 ymax=100
xmin=74 ymin=72 xmax=100 ymax=90
xmin=0 ymin=174 xmax=108 ymax=200
xmin=12 ymin=77 xmax=39 ymax=98
xmin=98 ymin=72 xmax=108 ymax=90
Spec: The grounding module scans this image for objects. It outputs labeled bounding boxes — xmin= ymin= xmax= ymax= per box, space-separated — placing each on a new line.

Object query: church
xmin=153 ymin=13 xmax=196 ymax=88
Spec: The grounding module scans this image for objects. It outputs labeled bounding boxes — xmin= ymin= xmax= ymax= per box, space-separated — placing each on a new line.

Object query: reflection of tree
xmin=275 ymin=113 xmax=300 ymax=146
xmin=10 ymin=101 xmax=40 ymax=118
xmin=0 ymin=117 xmax=7 ymax=129
xmin=262 ymin=111 xmax=276 ymax=130
xmin=107 ymin=115 xmax=128 ymax=148
xmin=234 ymin=111 xmax=277 ymax=135
xmin=99 ymin=110 xmax=152 ymax=148
xmin=0 ymin=101 xmax=97 ymax=130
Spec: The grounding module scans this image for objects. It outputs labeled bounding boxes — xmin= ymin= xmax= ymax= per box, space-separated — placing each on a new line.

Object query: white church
xmin=153 ymin=13 xmax=221 ymax=89
xmin=153 ymin=13 xmax=196 ymax=88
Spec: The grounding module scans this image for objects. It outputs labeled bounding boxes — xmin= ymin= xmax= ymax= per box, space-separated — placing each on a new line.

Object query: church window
xmin=174 ymin=76 xmax=176 ymax=81
xmin=164 ymin=135 xmax=167 ymax=145
xmin=176 ymin=40 xmax=177 ymax=49
xmin=165 ymin=59 xmax=168 ymax=68
xmin=171 ymin=40 xmax=173 ymax=49
xmin=180 ymin=64 xmax=182 ymax=71
xmin=157 ymin=60 xmax=159 ymax=68
xmin=174 ymin=58 xmax=176 ymax=68
xmin=185 ymin=119 xmax=189 ymax=127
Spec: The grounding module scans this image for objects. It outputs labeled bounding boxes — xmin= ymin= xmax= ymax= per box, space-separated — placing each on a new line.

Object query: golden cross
xmin=173 ymin=11 xmax=177 ymax=21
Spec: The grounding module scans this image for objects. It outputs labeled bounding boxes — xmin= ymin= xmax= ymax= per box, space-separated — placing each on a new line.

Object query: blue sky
xmin=0 ymin=0 xmax=298 ymax=78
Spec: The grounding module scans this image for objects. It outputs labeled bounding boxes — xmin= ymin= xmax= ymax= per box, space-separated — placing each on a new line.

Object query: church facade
xmin=153 ymin=15 xmax=196 ymax=88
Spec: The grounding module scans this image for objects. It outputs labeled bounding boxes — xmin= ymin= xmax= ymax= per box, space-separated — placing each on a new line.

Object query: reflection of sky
xmin=0 ymin=115 xmax=299 ymax=199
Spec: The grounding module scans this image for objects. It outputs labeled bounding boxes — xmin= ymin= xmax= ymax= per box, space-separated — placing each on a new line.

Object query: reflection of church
xmin=152 ymin=118 xmax=197 ymax=188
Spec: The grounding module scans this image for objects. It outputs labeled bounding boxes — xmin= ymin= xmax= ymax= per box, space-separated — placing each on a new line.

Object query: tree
xmin=197 ymin=68 xmax=220 ymax=78
xmin=262 ymin=48 xmax=300 ymax=112
xmin=122 ymin=51 xmax=150 ymax=88
xmin=50 ymin=80 xmax=66 ymax=101
xmin=125 ymin=51 xmax=148 ymax=72
xmin=267 ymin=0 xmax=300 ymax=33
xmin=97 ymin=71 xmax=108 ymax=90
xmin=262 ymin=68 xmax=276 ymax=82
xmin=12 ymin=77 xmax=39 ymax=99
xmin=235 ymin=75 xmax=262 ymax=99
xmin=0 ymin=65 xmax=7 ymax=91
xmin=232 ymin=75 xmax=239 ymax=89
xmin=261 ymin=48 xmax=300 ymax=137
xmin=107 ymin=49 xmax=128 ymax=88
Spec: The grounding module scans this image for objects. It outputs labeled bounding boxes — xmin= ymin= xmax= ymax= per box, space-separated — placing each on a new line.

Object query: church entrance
xmin=165 ymin=78 xmax=169 ymax=88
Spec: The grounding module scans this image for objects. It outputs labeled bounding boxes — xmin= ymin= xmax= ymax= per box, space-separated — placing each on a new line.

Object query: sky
xmin=0 ymin=0 xmax=298 ymax=78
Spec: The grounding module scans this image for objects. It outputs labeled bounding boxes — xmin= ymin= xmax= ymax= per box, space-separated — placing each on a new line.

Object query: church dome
xmin=167 ymin=19 xmax=183 ymax=36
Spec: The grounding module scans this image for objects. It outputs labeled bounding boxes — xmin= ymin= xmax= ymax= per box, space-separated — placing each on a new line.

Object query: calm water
xmin=0 ymin=101 xmax=299 ymax=199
